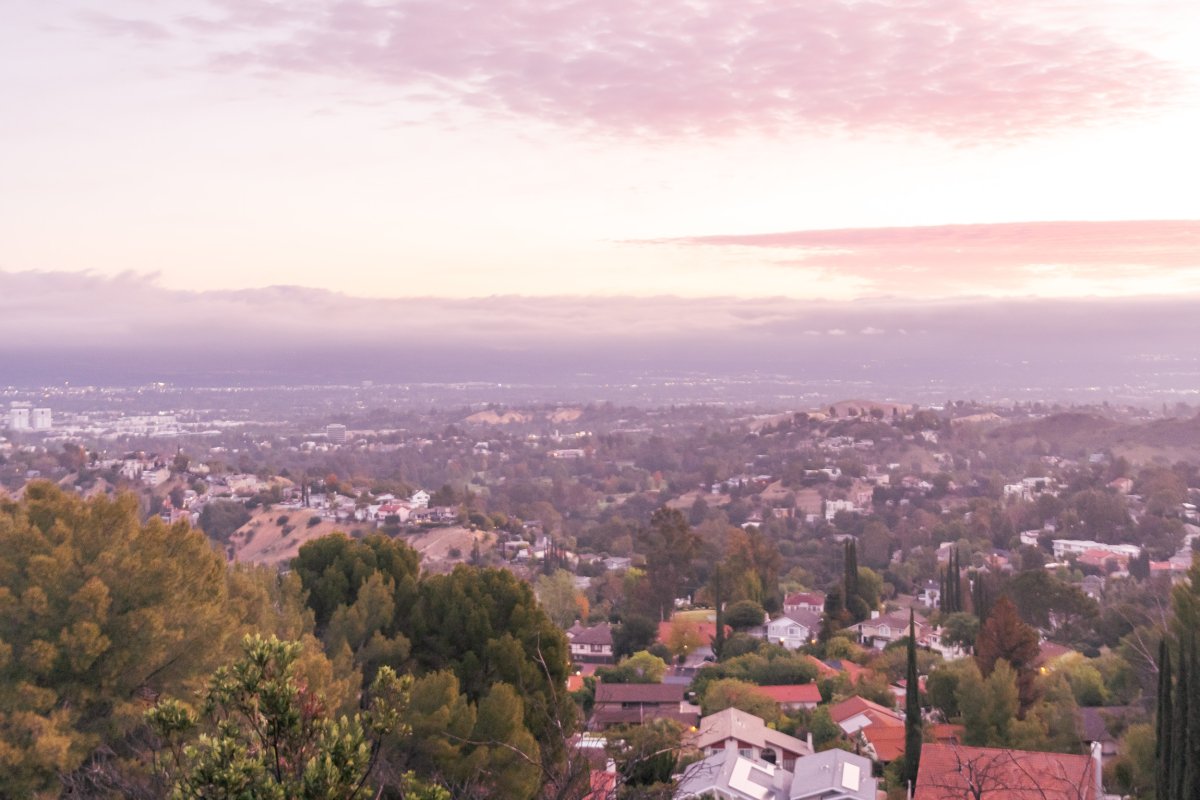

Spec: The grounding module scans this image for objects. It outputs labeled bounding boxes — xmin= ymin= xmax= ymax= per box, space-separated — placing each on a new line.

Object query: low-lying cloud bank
xmin=3 ymin=270 xmax=1197 ymax=393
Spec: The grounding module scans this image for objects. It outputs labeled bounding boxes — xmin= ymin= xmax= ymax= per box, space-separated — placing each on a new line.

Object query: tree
xmin=293 ymin=533 xmax=420 ymax=631
xmin=145 ymin=634 xmax=410 ymax=799
xmin=725 ymin=600 xmax=767 ymax=631
xmin=974 ymin=596 xmax=1041 ymax=716
xmin=605 ymin=718 xmax=682 ymax=790
xmin=701 ymin=679 xmax=780 ymax=722
xmin=0 ymin=483 xmax=244 ymax=797
xmin=903 ymin=610 xmax=922 ymax=790
xmin=596 ymin=651 xmax=668 ymax=684
xmin=612 ymin=615 xmax=658 ymax=660
xmin=535 ymin=569 xmax=585 ymax=629
xmin=640 ymin=508 xmax=699 ymax=620
xmin=665 ymin=617 xmax=705 ymax=660
xmin=1152 ymin=642 xmax=1171 ymax=800
xmin=957 ymin=660 xmax=1019 ymax=747
xmin=198 ymin=498 xmax=251 ymax=543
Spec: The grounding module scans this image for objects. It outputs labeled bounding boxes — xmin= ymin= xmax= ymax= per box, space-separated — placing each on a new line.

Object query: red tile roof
xmin=915 ymin=743 xmax=1097 ymax=800
xmin=827 ymin=695 xmax=901 ymax=725
xmin=751 ymin=684 xmax=822 ymax=705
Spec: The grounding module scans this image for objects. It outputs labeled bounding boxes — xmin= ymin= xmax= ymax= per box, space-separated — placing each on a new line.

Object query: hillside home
xmin=914 ymin=743 xmax=1101 ymax=800
xmin=566 ymin=622 xmax=614 ymax=664
xmin=765 ymin=610 xmax=821 ymax=650
xmin=693 ymin=707 xmax=813 ymax=771
xmin=590 ymin=683 xmax=699 ymax=730
xmin=675 ymin=748 xmax=876 ymax=800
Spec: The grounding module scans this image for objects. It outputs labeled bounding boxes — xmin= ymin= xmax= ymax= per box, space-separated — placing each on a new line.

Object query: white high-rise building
xmin=31 ymin=408 xmax=52 ymax=430
xmin=8 ymin=403 xmax=31 ymax=430
xmin=326 ymin=423 xmax=347 ymax=444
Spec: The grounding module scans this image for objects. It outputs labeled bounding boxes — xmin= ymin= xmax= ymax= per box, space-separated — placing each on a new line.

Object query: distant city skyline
xmin=2 ymin=0 xmax=1199 ymax=302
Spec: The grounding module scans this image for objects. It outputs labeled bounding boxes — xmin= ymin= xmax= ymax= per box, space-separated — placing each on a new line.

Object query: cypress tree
xmin=938 ymin=568 xmax=947 ymax=614
xmin=904 ymin=609 xmax=923 ymax=789
xmin=1186 ymin=635 xmax=1200 ymax=800
xmin=1157 ymin=639 xmax=1173 ymax=800
xmin=1174 ymin=642 xmax=1190 ymax=800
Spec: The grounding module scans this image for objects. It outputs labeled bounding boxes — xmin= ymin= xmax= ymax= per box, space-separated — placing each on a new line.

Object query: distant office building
xmin=326 ymin=424 xmax=348 ymax=444
xmin=31 ymin=408 xmax=52 ymax=430
xmin=8 ymin=403 xmax=31 ymax=430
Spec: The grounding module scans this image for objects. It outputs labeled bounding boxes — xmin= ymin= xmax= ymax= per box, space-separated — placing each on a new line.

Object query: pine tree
xmin=1157 ymin=639 xmax=1174 ymax=800
xmin=904 ymin=609 xmax=922 ymax=790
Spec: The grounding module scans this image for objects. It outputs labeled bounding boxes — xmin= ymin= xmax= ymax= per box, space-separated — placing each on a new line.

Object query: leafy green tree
xmin=701 ymin=678 xmax=780 ymax=722
xmin=535 ymin=569 xmax=585 ymax=629
xmin=957 ymin=659 xmax=1019 ymax=747
xmin=0 ymin=483 xmax=242 ymax=797
xmin=145 ymin=634 xmax=409 ymax=799
xmin=407 ymin=566 xmax=572 ymax=745
xmin=596 ymin=651 xmax=668 ymax=684
xmin=724 ymin=600 xmax=766 ymax=631
xmin=293 ymin=533 xmax=420 ymax=631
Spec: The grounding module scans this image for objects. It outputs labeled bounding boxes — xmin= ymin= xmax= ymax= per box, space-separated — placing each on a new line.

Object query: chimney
xmin=871 ymin=610 xmax=880 ymax=620
xmin=807 ymin=731 xmax=814 ymax=752
xmin=1090 ymin=740 xmax=1103 ymax=799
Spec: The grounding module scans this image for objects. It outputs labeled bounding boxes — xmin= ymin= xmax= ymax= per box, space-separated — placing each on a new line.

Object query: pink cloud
xmin=647 ymin=220 xmax=1200 ymax=293
xmin=162 ymin=0 xmax=1180 ymax=140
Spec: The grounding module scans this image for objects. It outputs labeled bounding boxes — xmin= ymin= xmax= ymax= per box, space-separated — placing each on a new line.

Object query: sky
xmin=2 ymin=0 xmax=1199 ymax=304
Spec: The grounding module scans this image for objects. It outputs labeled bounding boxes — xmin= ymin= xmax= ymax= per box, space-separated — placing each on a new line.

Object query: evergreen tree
xmin=1173 ymin=642 xmax=1190 ymax=800
xmin=1185 ymin=635 xmax=1200 ymax=800
xmin=904 ymin=609 xmax=922 ymax=789
xmin=975 ymin=596 xmax=1041 ymax=716
xmin=844 ymin=540 xmax=859 ymax=603
xmin=1157 ymin=639 xmax=1173 ymax=800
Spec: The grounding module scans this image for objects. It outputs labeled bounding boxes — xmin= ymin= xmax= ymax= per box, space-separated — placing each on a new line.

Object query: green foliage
xmin=957 ymin=659 xmax=1018 ymax=747
xmin=198 ymin=499 xmax=252 ymax=543
xmin=691 ymin=649 xmax=818 ymax=700
xmin=293 ymin=533 xmax=420 ymax=631
xmin=701 ymin=678 xmax=780 ymax=721
xmin=975 ymin=595 xmax=1041 ymax=715
xmin=605 ymin=718 xmax=682 ymax=788
xmin=596 ymin=651 xmax=668 ymax=684
xmin=724 ymin=599 xmax=767 ymax=631
xmin=0 ymin=483 xmax=240 ymax=797
xmin=612 ymin=614 xmax=658 ymax=660
xmin=408 ymin=565 xmax=573 ymax=745
xmin=146 ymin=634 xmax=410 ymax=799
xmin=1057 ymin=653 xmax=1109 ymax=706
xmin=534 ymin=569 xmax=584 ymax=629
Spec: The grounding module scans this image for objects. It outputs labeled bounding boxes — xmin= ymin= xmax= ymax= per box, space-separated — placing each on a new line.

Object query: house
xmin=590 ymin=683 xmax=699 ymax=730
xmin=827 ymin=696 xmax=906 ymax=762
xmin=752 ymin=684 xmax=822 ymax=712
xmin=567 ymin=622 xmax=614 ymax=664
xmin=410 ymin=489 xmax=430 ymax=508
xmin=675 ymin=748 xmax=877 ymax=800
xmin=914 ymin=742 xmax=1101 ymax=800
xmin=783 ymin=591 xmax=826 ymax=615
xmin=765 ymin=610 xmax=821 ymax=650
xmin=693 ymin=707 xmax=813 ymax=771
xmin=848 ymin=610 xmax=929 ymax=650
xmin=602 ymin=556 xmax=633 ymax=571
xmin=1076 ymin=706 xmax=1141 ymax=763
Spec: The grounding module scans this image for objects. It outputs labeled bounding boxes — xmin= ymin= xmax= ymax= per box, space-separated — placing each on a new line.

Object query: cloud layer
xmin=99 ymin=0 xmax=1182 ymax=141
xmin=3 ymin=269 xmax=1199 ymax=397
xmin=646 ymin=220 xmax=1200 ymax=295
